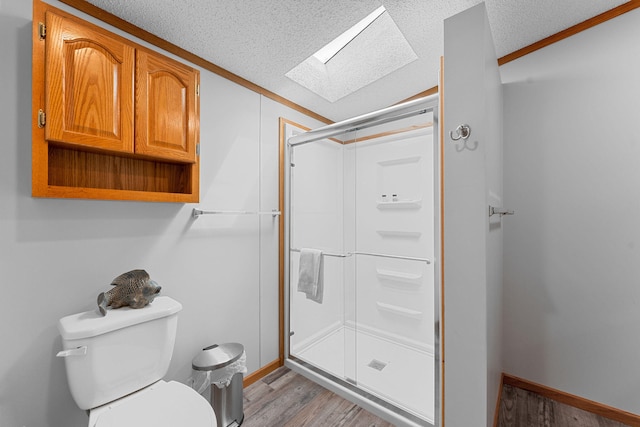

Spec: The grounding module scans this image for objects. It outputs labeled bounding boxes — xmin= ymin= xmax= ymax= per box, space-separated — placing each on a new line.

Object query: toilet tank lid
xmin=58 ymin=296 xmax=182 ymax=340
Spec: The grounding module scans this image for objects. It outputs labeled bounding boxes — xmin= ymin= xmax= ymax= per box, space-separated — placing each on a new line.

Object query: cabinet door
xmin=45 ymin=11 xmax=134 ymax=152
xmin=135 ymin=50 xmax=199 ymax=163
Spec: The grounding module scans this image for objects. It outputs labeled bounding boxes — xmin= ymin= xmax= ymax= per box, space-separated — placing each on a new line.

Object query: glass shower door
xmin=288 ymin=130 xmax=352 ymax=382
xmin=287 ymin=109 xmax=436 ymax=425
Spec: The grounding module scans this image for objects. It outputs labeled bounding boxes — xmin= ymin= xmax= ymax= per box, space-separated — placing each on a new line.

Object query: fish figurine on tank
xmin=97 ymin=269 xmax=162 ymax=316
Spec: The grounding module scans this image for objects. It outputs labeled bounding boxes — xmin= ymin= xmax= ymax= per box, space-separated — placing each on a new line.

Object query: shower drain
xmin=368 ymin=359 xmax=387 ymax=371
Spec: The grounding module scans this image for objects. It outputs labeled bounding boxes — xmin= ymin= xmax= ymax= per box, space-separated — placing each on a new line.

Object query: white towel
xmin=297 ymin=248 xmax=324 ymax=304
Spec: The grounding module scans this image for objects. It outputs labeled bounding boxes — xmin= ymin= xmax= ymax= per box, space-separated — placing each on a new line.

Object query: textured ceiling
xmin=84 ymin=0 xmax=628 ymax=122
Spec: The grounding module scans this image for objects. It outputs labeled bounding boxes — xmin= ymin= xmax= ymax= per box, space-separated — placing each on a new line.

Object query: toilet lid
xmin=93 ymin=381 xmax=216 ymax=427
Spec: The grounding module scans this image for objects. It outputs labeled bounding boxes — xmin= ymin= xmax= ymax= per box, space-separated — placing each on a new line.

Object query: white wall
xmin=0 ymin=1 xmax=323 ymax=426
xmin=501 ymin=8 xmax=640 ymax=415
xmin=443 ymin=4 xmax=503 ymax=426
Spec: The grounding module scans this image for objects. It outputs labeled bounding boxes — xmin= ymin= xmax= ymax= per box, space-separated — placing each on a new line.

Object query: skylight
xmin=286 ymin=6 xmax=417 ymax=103
xmin=312 ymin=6 xmax=387 ymax=64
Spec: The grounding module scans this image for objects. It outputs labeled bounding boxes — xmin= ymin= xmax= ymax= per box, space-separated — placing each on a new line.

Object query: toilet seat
xmin=90 ymin=380 xmax=216 ymax=427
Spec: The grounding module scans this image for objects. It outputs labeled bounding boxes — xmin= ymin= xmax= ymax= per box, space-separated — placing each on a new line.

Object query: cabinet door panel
xmin=136 ymin=50 xmax=198 ymax=163
xmin=45 ymin=11 xmax=134 ymax=152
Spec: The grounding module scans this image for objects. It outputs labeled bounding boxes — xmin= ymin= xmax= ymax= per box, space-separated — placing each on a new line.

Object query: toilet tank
xmin=57 ymin=296 xmax=182 ymax=410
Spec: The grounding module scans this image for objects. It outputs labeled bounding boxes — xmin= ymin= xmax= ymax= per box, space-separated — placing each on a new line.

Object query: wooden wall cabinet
xmin=135 ymin=49 xmax=199 ymax=163
xmin=32 ymin=0 xmax=200 ymax=202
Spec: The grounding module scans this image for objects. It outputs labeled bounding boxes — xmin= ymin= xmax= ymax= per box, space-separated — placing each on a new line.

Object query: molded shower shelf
xmin=376 ymin=230 xmax=422 ymax=239
xmin=376 ymin=268 xmax=423 ymax=284
xmin=376 ymin=199 xmax=422 ymax=209
xmin=376 ymin=302 xmax=423 ymax=319
xmin=377 ymin=156 xmax=421 ymax=167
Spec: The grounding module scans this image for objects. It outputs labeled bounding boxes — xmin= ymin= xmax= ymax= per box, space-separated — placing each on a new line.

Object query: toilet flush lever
xmin=56 ymin=346 xmax=87 ymax=358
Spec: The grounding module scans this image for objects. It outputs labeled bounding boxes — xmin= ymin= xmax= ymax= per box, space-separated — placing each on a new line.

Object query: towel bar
xmin=193 ymin=208 xmax=281 ymax=218
xmin=290 ymin=248 xmax=430 ymax=263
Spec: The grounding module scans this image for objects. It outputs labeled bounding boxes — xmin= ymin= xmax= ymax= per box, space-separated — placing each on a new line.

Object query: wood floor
xmin=497 ymin=384 xmax=632 ymax=427
xmin=242 ymin=367 xmax=394 ymax=427
xmin=242 ymin=367 xmax=632 ymax=427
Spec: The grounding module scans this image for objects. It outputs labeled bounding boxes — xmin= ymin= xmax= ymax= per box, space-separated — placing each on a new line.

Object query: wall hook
xmin=449 ymin=124 xmax=471 ymax=141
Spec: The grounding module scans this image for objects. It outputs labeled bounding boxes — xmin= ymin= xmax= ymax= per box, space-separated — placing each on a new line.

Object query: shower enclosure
xmin=283 ymin=95 xmax=440 ymax=427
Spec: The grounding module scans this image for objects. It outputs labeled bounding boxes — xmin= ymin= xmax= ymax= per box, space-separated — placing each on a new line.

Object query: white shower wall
xmin=350 ymin=124 xmax=435 ymax=351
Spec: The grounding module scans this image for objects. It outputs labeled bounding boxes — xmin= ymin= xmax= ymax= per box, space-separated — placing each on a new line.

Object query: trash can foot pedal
xmin=229 ymin=413 xmax=244 ymax=426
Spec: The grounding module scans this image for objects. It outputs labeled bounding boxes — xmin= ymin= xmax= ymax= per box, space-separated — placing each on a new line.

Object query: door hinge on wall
xmin=37 ymin=109 xmax=46 ymax=128
xmin=196 ymin=143 xmax=200 ymax=156
xmin=196 ymin=84 xmax=200 ymax=97
xmin=38 ymin=22 xmax=46 ymax=40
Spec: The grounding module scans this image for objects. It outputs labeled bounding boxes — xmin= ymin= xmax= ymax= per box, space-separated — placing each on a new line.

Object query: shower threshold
xmin=289 ymin=325 xmax=434 ymax=425
xmin=286 ymin=357 xmax=432 ymax=427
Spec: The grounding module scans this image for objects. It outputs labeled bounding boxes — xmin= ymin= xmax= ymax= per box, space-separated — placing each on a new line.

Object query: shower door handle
xmin=489 ymin=206 xmax=514 ymax=217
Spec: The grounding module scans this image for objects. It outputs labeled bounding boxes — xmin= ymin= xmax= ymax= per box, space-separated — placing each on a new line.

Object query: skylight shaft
xmin=313 ymin=5 xmax=386 ymax=64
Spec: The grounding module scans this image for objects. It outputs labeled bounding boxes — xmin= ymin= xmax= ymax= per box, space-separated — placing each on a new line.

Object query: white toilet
xmin=57 ymin=296 xmax=216 ymax=427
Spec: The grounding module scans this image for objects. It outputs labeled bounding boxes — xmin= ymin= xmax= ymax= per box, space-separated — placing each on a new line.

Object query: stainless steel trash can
xmin=192 ymin=343 xmax=245 ymax=427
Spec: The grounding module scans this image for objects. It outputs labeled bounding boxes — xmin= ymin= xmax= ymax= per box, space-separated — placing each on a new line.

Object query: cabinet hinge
xmin=38 ymin=22 xmax=46 ymax=40
xmin=37 ymin=109 xmax=46 ymax=128
xmin=196 ymin=143 xmax=200 ymax=156
xmin=196 ymin=84 xmax=200 ymax=97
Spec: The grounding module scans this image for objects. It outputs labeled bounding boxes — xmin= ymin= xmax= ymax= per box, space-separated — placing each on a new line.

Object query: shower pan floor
xmin=293 ymin=325 xmax=434 ymax=423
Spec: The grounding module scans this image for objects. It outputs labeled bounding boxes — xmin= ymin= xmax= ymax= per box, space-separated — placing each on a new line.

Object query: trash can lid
xmin=192 ymin=343 xmax=244 ymax=371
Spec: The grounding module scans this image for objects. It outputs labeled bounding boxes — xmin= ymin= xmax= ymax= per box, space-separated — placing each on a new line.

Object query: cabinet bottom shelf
xmin=38 ymin=145 xmax=198 ymax=202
